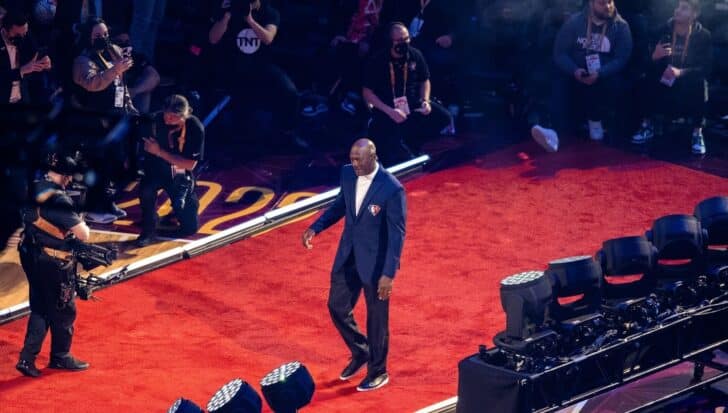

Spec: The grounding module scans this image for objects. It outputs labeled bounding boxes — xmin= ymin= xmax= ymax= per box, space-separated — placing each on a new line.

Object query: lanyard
xmin=585 ymin=17 xmax=608 ymax=52
xmin=389 ymin=61 xmax=408 ymax=98
xmin=671 ymin=23 xmax=693 ymax=66
xmin=419 ymin=0 xmax=431 ymax=15
xmin=167 ymin=121 xmax=187 ymax=153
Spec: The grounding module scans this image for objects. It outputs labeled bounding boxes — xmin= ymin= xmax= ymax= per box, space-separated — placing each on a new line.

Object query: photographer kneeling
xmin=136 ymin=95 xmax=204 ymax=247
xmin=16 ymin=153 xmax=91 ymax=378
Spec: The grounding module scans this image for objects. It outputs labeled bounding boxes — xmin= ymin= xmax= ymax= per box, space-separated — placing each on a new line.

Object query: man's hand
xmin=574 ymin=68 xmax=588 ymax=83
xmin=302 ymin=228 xmax=316 ymax=249
xmin=435 ymin=34 xmax=453 ymax=49
xmin=37 ymin=55 xmax=52 ymax=71
xmin=20 ymin=53 xmax=46 ymax=76
xmin=387 ymin=107 xmax=408 ymax=124
xmin=142 ymin=137 xmax=161 ymax=156
xmin=662 ymin=65 xmax=681 ymax=81
xmin=652 ymin=43 xmax=672 ymax=61
xmin=583 ymin=71 xmax=599 ymax=85
xmin=415 ymin=100 xmax=432 ymax=115
xmin=245 ymin=3 xmax=254 ymax=24
xmin=378 ymin=276 xmax=393 ymax=300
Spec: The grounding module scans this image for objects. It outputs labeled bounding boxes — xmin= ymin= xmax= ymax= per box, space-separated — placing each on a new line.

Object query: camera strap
xmin=32 ymin=210 xmax=68 ymax=241
xmin=671 ymin=23 xmax=693 ymax=66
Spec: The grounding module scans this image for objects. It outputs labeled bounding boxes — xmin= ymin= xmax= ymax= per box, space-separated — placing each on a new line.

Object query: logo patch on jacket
xmin=369 ymin=204 xmax=381 ymax=216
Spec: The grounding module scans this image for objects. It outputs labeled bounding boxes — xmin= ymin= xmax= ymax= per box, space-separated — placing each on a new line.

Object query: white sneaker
xmin=531 ymin=125 xmax=559 ymax=152
xmin=588 ymin=120 xmax=604 ymax=141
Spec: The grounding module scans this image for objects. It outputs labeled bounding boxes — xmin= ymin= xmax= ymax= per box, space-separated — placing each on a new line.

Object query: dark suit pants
xmin=328 ymin=254 xmax=389 ymax=378
xmin=18 ymin=242 xmax=76 ymax=362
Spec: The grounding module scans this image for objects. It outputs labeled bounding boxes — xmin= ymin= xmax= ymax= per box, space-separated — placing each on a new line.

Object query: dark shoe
xmin=134 ymin=233 xmax=157 ymax=247
xmin=339 ymin=357 xmax=368 ymax=381
xmin=356 ymin=372 xmax=389 ymax=391
xmin=110 ymin=203 xmax=127 ymax=218
xmin=48 ymin=356 xmax=89 ymax=371
xmin=16 ymin=359 xmax=41 ymax=377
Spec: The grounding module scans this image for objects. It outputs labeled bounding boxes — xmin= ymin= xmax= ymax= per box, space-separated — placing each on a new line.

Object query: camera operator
xmin=208 ymin=0 xmax=301 ymax=146
xmin=16 ymin=152 xmax=91 ymax=378
xmin=136 ymin=94 xmax=204 ymax=247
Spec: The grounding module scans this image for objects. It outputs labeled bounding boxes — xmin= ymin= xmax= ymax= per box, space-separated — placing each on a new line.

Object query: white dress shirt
xmin=355 ymin=163 xmax=379 ymax=216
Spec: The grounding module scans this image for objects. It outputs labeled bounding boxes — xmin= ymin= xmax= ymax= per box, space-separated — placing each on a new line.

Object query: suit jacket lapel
xmin=355 ymin=167 xmax=385 ymax=223
xmin=346 ymin=170 xmax=357 ymax=220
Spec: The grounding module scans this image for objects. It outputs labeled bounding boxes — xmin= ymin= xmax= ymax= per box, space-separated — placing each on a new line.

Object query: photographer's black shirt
xmin=219 ymin=2 xmax=280 ymax=65
xmin=143 ymin=113 xmax=205 ymax=179
xmin=363 ymin=47 xmax=430 ymax=110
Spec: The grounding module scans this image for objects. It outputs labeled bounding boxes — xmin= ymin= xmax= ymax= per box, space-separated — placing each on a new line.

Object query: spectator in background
xmin=362 ymin=22 xmax=452 ymax=165
xmin=631 ymin=0 xmax=712 ymax=155
xmin=531 ymin=0 xmax=632 ymax=152
xmin=112 ymin=32 xmax=159 ymax=113
xmin=380 ymin=0 xmax=457 ymax=115
xmin=302 ymin=0 xmax=385 ymax=117
xmin=130 ymin=0 xmax=165 ymax=62
xmin=0 ymin=10 xmax=52 ymax=104
xmin=72 ymin=17 xmax=136 ymax=224
xmin=209 ymin=0 xmax=302 ymax=147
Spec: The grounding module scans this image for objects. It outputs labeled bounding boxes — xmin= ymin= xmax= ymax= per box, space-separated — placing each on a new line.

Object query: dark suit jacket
xmin=0 ymin=40 xmax=37 ymax=104
xmin=311 ymin=163 xmax=406 ymax=285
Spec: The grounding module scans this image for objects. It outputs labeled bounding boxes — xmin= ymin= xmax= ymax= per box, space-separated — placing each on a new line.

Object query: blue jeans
xmin=130 ymin=0 xmax=167 ymax=61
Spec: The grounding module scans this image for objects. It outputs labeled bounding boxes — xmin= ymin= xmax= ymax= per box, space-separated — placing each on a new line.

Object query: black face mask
xmin=8 ymin=35 xmax=24 ymax=46
xmin=393 ymin=42 xmax=410 ymax=56
xmin=92 ymin=36 xmax=110 ymax=51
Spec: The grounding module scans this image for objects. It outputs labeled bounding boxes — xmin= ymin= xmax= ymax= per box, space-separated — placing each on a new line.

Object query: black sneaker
xmin=48 ymin=356 xmax=89 ymax=371
xmin=356 ymin=372 xmax=389 ymax=391
xmin=339 ymin=357 xmax=368 ymax=381
xmin=16 ymin=359 xmax=41 ymax=377
xmin=134 ymin=233 xmax=157 ymax=247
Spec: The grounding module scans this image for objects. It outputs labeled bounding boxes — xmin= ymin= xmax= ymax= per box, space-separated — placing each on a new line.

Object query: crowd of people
xmin=3 ymin=0 xmax=728 ymax=387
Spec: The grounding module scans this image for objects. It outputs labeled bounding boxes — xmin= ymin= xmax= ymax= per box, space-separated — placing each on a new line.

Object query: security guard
xmin=16 ymin=153 xmax=91 ymax=377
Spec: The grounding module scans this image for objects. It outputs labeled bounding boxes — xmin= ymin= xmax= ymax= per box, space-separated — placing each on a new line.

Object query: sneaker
xmin=531 ymin=125 xmax=559 ymax=152
xmin=339 ymin=357 xmax=368 ymax=381
xmin=692 ymin=131 xmax=706 ymax=155
xmin=631 ymin=122 xmax=654 ymax=144
xmin=340 ymin=92 xmax=359 ymax=115
xmin=356 ymin=372 xmax=389 ymax=391
xmin=110 ymin=203 xmax=127 ymax=219
xmin=134 ymin=232 xmax=157 ymax=247
xmin=440 ymin=123 xmax=456 ymax=136
xmin=85 ymin=212 xmax=119 ymax=224
xmin=301 ymin=102 xmax=328 ymax=117
xmin=16 ymin=359 xmax=41 ymax=377
xmin=588 ymin=120 xmax=604 ymax=141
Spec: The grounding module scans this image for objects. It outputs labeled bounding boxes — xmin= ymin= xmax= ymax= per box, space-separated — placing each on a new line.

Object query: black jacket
xmin=649 ymin=20 xmax=712 ymax=87
xmin=0 ymin=38 xmax=39 ymax=104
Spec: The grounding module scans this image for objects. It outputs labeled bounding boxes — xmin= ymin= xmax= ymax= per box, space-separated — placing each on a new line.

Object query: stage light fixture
xmin=646 ymin=214 xmax=707 ymax=276
xmin=168 ymin=398 xmax=203 ymax=413
xmin=498 ymin=271 xmax=553 ymax=340
xmin=260 ymin=361 xmax=315 ymax=413
xmin=694 ymin=196 xmax=728 ymax=247
xmin=545 ymin=256 xmax=602 ymax=319
xmin=596 ymin=236 xmax=657 ymax=299
xmin=207 ymin=378 xmax=262 ymax=413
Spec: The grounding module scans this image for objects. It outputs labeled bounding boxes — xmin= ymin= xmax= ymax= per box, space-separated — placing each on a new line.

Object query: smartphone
xmin=36 ymin=46 xmax=48 ymax=58
xmin=660 ymin=34 xmax=672 ymax=45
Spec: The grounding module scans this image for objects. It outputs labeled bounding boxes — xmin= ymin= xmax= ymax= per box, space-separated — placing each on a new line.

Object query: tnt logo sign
xmin=237 ymin=29 xmax=261 ymax=54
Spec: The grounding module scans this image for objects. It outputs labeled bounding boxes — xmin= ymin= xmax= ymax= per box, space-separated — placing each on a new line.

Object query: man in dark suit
xmin=0 ymin=10 xmax=51 ymax=104
xmin=302 ymin=138 xmax=407 ymax=392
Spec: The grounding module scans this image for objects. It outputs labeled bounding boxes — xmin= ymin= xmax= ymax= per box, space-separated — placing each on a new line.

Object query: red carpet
xmin=1 ymin=142 xmax=726 ymax=412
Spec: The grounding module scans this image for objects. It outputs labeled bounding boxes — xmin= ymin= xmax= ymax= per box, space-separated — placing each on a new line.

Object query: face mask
xmin=393 ymin=42 xmax=410 ymax=56
xmin=9 ymin=36 xmax=24 ymax=46
xmin=92 ymin=37 xmax=109 ymax=51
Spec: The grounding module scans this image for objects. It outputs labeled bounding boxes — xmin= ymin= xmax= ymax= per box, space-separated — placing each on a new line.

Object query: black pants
xmin=18 ymin=242 xmax=76 ymax=363
xmin=327 ymin=254 xmax=389 ymax=378
xmin=639 ymin=77 xmax=708 ymax=129
xmin=368 ymin=101 xmax=452 ymax=167
xmin=550 ymin=74 xmax=621 ymax=136
xmin=139 ymin=172 xmax=199 ymax=236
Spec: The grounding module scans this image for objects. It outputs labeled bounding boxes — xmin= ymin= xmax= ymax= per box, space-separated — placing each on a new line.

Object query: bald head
xmin=350 ymin=139 xmax=378 ymax=176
